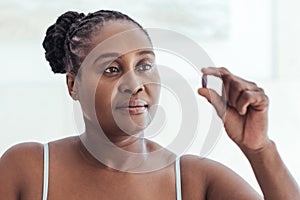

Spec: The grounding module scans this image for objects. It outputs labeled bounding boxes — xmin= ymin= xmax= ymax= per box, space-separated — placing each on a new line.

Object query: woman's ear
xmin=66 ymin=72 xmax=79 ymax=100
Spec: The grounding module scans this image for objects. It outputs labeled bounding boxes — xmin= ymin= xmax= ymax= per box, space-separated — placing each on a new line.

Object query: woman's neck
xmin=79 ymin=118 xmax=176 ymax=173
xmin=79 ymin=124 xmax=150 ymax=172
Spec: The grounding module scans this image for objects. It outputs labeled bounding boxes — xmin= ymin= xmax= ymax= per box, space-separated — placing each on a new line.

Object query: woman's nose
xmin=118 ymin=71 xmax=145 ymax=95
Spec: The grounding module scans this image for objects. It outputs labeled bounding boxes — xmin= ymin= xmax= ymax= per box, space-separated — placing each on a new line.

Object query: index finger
xmin=201 ymin=67 xmax=231 ymax=77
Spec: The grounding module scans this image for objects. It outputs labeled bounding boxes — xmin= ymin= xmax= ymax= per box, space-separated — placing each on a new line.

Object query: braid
xmin=42 ymin=11 xmax=85 ymax=73
xmin=42 ymin=10 xmax=149 ymax=75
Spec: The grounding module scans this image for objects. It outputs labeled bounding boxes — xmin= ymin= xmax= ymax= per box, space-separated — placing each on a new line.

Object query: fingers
xmin=198 ymin=88 xmax=226 ymax=119
xmin=227 ymin=77 xmax=257 ymax=108
xmin=236 ymin=89 xmax=269 ymax=115
xmin=200 ymin=67 xmax=268 ymax=115
xmin=201 ymin=66 xmax=230 ymax=77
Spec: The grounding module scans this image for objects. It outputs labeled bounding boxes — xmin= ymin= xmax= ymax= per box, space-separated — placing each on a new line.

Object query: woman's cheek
xmin=95 ymin=82 xmax=115 ymax=112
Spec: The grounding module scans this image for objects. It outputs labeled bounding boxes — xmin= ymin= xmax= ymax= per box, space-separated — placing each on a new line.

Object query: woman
xmin=0 ymin=10 xmax=299 ymax=200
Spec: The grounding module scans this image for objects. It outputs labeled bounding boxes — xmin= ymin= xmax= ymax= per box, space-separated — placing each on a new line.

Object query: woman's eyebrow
xmin=136 ymin=50 xmax=155 ymax=57
xmin=93 ymin=52 xmax=120 ymax=64
xmin=93 ymin=50 xmax=155 ymax=65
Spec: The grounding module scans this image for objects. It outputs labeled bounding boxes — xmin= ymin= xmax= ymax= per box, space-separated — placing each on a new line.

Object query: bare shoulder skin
xmin=0 ymin=142 xmax=44 ymax=200
xmin=0 ymin=137 xmax=177 ymax=200
xmin=0 ymin=137 xmax=259 ymax=200
xmin=1 ymin=135 xmax=299 ymax=199
xmin=180 ymin=155 xmax=261 ymax=199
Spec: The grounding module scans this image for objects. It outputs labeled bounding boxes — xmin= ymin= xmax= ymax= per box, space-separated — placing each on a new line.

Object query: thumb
xmin=198 ymin=88 xmax=226 ymax=119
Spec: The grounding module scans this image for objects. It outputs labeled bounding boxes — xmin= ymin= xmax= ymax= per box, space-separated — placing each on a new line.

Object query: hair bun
xmin=42 ymin=11 xmax=85 ymax=73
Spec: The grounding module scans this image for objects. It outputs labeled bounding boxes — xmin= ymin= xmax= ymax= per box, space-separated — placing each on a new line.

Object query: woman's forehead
xmin=92 ymin=21 xmax=151 ymax=49
xmin=87 ymin=22 xmax=153 ymax=63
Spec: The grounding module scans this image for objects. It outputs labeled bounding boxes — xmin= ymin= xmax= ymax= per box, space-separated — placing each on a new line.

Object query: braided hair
xmin=42 ymin=10 xmax=150 ymax=75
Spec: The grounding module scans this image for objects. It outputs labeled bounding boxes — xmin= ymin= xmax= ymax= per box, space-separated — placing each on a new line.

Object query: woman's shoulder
xmin=179 ymin=154 xmax=239 ymax=180
xmin=0 ymin=142 xmax=45 ymax=195
xmin=179 ymin=154 xmax=215 ymax=180
xmin=0 ymin=141 xmax=50 ymax=181
xmin=0 ymin=142 xmax=44 ymax=166
xmin=179 ymin=154 xmax=260 ymax=198
xmin=0 ymin=136 xmax=78 ymax=170
xmin=180 ymin=154 xmax=227 ymax=169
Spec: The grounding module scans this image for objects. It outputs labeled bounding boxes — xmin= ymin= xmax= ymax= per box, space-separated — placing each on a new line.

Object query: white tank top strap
xmin=175 ymin=157 xmax=182 ymax=200
xmin=42 ymin=143 xmax=49 ymax=200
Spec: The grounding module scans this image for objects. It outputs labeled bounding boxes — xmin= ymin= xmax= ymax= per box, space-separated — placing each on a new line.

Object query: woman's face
xmin=76 ymin=21 xmax=160 ymax=138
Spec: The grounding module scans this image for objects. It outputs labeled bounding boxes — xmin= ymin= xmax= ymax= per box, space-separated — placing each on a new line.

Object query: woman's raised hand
xmin=198 ymin=67 xmax=270 ymax=151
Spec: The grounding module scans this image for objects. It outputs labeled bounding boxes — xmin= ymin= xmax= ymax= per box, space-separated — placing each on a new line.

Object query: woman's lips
xmin=119 ymin=106 xmax=148 ymax=115
xmin=116 ymin=100 xmax=148 ymax=115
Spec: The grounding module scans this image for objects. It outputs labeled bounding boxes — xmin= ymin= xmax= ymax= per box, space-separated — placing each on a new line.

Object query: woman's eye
xmin=104 ymin=66 xmax=119 ymax=74
xmin=135 ymin=64 xmax=153 ymax=72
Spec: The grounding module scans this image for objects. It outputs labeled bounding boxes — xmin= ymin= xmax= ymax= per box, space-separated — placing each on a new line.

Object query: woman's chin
xmin=117 ymin=119 xmax=151 ymax=137
xmin=111 ymin=110 xmax=152 ymax=135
